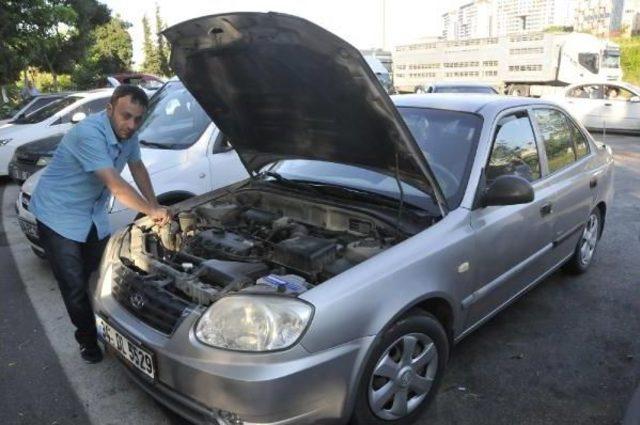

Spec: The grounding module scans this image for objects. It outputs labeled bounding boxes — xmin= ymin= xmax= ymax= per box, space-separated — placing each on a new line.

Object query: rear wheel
xmin=350 ymin=312 xmax=448 ymax=425
xmin=564 ymin=208 xmax=602 ymax=274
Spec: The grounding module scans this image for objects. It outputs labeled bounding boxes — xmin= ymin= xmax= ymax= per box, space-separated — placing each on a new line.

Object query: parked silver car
xmin=91 ymin=12 xmax=614 ymax=425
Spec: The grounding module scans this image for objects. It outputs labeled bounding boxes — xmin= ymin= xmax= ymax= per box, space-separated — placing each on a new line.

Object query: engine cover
xmin=272 ymin=235 xmax=336 ymax=275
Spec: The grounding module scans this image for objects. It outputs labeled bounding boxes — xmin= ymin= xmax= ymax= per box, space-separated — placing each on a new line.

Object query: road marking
xmin=2 ymin=183 xmax=174 ymax=425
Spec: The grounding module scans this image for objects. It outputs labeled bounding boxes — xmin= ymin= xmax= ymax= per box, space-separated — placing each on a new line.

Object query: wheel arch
xmin=344 ymin=293 xmax=459 ymax=420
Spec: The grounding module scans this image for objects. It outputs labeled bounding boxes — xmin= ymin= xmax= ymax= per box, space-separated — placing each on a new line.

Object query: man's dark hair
xmin=110 ymin=84 xmax=149 ymax=108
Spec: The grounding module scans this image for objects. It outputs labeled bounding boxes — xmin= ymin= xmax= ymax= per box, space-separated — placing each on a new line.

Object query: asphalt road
xmin=0 ymin=133 xmax=638 ymax=425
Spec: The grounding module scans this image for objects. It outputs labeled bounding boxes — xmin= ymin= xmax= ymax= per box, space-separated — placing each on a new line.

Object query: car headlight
xmin=0 ymin=138 xmax=12 ymax=146
xmin=195 ymin=295 xmax=313 ymax=352
xmin=36 ymin=156 xmax=52 ymax=166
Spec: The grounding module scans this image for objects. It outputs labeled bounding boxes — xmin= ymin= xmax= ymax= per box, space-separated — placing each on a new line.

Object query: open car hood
xmin=163 ymin=12 xmax=447 ymax=214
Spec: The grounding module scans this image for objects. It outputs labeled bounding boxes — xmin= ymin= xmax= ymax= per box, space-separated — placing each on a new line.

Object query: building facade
xmin=441 ymin=0 xmax=576 ymax=40
xmin=574 ymin=0 xmax=625 ymax=35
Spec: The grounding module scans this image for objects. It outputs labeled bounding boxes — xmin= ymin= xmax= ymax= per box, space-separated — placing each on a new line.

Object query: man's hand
xmin=149 ymin=206 xmax=171 ymax=226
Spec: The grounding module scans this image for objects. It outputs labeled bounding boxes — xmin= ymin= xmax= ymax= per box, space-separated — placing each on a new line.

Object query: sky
xmin=102 ymin=0 xmax=462 ymax=69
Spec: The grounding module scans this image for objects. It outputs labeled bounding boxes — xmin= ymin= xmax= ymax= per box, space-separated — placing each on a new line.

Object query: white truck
xmin=393 ymin=31 xmax=622 ymax=96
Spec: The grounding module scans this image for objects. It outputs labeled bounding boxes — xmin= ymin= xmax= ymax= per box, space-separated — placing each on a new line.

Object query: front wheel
xmin=350 ymin=312 xmax=448 ymax=425
xmin=564 ymin=208 xmax=602 ymax=274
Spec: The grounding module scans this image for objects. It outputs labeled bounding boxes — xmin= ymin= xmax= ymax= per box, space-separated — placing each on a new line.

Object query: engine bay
xmin=118 ymin=186 xmax=433 ymax=306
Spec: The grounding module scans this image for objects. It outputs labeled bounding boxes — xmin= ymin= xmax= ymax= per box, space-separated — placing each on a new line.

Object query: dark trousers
xmin=37 ymin=221 xmax=108 ymax=346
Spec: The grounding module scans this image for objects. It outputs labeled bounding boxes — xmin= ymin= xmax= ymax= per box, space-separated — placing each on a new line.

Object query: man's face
xmin=106 ymin=95 xmax=146 ymax=140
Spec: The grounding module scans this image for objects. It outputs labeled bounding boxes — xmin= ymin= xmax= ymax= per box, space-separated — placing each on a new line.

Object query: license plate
xmin=10 ymin=168 xmax=30 ymax=181
xmin=96 ymin=316 xmax=156 ymax=380
xmin=19 ymin=219 xmax=38 ymax=239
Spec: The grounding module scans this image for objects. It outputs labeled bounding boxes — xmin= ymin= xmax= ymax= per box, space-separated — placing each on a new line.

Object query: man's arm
xmin=94 ymin=167 xmax=170 ymax=225
xmin=128 ymin=160 xmax=158 ymax=206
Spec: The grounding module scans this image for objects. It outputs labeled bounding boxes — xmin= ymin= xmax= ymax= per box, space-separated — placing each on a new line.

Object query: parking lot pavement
xmin=0 ymin=133 xmax=638 ymax=425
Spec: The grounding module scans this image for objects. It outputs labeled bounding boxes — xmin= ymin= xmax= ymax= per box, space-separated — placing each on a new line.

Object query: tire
xmin=564 ymin=207 xmax=602 ymax=274
xmin=350 ymin=312 xmax=449 ymax=425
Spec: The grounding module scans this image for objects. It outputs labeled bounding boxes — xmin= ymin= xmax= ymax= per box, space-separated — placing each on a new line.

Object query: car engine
xmin=116 ymin=187 xmax=431 ymax=307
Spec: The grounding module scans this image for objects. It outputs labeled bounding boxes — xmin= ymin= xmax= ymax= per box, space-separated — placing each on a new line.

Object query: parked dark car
xmin=8 ymin=133 xmax=63 ymax=183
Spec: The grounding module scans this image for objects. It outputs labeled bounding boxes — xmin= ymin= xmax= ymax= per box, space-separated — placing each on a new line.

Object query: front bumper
xmin=8 ymin=159 xmax=42 ymax=183
xmin=15 ymin=191 xmax=45 ymax=256
xmin=93 ymin=264 xmax=373 ymax=425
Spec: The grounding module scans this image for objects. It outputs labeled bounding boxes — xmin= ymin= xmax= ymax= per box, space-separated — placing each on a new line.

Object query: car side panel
xmin=300 ymin=208 xmax=475 ymax=353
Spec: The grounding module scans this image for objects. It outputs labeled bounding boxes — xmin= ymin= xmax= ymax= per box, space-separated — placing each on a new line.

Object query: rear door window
xmin=487 ymin=111 xmax=541 ymax=183
xmin=567 ymin=119 xmax=590 ymax=159
xmin=532 ymin=109 xmax=577 ymax=173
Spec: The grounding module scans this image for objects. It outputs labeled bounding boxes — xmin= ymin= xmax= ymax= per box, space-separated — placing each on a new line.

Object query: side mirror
xmin=630 ymin=96 xmax=640 ymax=103
xmin=71 ymin=112 xmax=87 ymax=123
xmin=482 ymin=175 xmax=534 ymax=207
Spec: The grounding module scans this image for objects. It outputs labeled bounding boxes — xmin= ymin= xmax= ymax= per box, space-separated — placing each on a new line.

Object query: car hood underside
xmin=163 ymin=12 xmax=447 ymax=213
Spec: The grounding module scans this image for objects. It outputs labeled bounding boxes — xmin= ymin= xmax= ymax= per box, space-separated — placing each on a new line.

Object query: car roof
xmin=431 ymin=81 xmax=495 ymax=88
xmin=392 ymin=93 xmax=558 ymax=115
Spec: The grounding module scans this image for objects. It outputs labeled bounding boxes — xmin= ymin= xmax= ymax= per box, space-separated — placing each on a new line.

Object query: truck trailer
xmin=392 ymin=31 xmax=622 ymax=96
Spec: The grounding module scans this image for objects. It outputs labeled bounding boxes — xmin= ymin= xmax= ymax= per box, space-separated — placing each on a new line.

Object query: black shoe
xmin=79 ymin=343 xmax=103 ymax=364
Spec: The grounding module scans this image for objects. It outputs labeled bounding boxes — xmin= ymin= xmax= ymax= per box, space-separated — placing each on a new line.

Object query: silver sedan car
xmin=91 ymin=12 xmax=614 ymax=425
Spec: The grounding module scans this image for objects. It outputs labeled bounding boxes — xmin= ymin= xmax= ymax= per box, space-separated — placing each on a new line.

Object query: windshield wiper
xmin=139 ymin=139 xmax=175 ymax=149
xmin=257 ymin=171 xmax=324 ymax=195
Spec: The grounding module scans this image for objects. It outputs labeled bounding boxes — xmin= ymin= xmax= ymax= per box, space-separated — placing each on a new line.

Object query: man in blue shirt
xmin=30 ymin=85 xmax=170 ymax=363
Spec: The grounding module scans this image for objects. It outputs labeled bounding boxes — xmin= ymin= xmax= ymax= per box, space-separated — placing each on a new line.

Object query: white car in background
xmin=0 ymin=89 xmax=113 ymax=176
xmin=545 ymin=81 xmax=640 ymax=132
xmin=16 ymin=79 xmax=248 ymax=257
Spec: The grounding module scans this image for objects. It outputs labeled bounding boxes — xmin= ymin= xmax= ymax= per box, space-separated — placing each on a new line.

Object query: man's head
xmin=106 ymin=85 xmax=149 ymax=140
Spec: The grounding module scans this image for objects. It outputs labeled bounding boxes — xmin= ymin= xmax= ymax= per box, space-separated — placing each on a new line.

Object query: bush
xmin=613 ymin=36 xmax=640 ymax=86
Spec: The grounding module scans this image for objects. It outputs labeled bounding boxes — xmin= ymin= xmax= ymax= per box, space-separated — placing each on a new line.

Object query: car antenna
xmin=394 ymin=152 xmax=405 ymax=238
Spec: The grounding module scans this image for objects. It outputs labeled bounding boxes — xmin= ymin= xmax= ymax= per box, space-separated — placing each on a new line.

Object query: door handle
xmin=589 ymin=176 xmax=598 ymax=188
xmin=604 ymin=103 xmax=612 ymax=106
xmin=540 ymin=203 xmax=553 ymax=216
xmin=198 ymin=172 xmax=206 ymax=179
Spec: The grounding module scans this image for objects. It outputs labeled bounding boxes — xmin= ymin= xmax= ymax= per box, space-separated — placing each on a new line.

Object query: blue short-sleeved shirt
xmin=30 ymin=110 xmax=141 ymax=242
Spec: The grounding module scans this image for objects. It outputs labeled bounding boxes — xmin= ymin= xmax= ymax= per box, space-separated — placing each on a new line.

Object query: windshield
xmin=137 ymin=81 xmax=211 ymax=149
xmin=603 ymin=50 xmax=620 ymax=69
xmin=436 ymin=86 xmax=496 ymax=94
xmin=14 ymin=96 xmax=81 ymax=124
xmin=578 ymin=53 xmax=599 ymax=74
xmin=268 ymin=107 xmax=482 ymax=210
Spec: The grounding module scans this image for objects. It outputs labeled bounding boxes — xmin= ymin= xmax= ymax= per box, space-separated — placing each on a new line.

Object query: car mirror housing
xmin=71 ymin=112 xmax=87 ymax=123
xmin=482 ymin=175 xmax=534 ymax=207
xmin=629 ymin=96 xmax=640 ymax=103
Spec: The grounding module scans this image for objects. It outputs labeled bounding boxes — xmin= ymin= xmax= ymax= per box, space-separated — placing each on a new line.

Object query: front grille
xmin=15 ymin=154 xmax=38 ymax=165
xmin=112 ymin=266 xmax=194 ymax=335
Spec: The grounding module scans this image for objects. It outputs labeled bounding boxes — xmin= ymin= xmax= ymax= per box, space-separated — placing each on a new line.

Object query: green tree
xmin=72 ymin=16 xmax=134 ymax=89
xmin=155 ymin=5 xmax=171 ymax=76
xmin=142 ymin=14 xmax=162 ymax=75
xmin=29 ymin=0 xmax=111 ymax=89
xmin=0 ymin=0 xmax=79 ymax=98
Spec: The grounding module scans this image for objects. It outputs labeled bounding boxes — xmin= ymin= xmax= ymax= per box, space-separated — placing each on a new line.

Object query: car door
xmin=602 ymin=85 xmax=640 ymax=131
xmin=530 ymin=107 xmax=595 ymax=262
xmin=564 ymin=84 xmax=605 ymax=129
xmin=207 ymin=127 xmax=250 ymax=190
xmin=466 ymin=109 xmax=556 ymax=326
